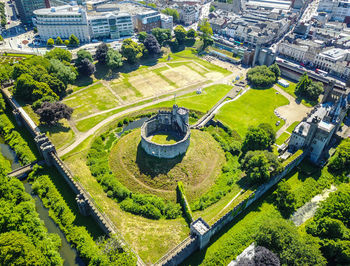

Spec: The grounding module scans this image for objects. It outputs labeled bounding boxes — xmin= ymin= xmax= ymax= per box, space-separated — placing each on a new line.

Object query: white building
xmin=34 ymin=5 xmax=91 ymax=42
xmin=314 ymin=48 xmax=349 ymax=71
xmin=160 ymin=14 xmax=173 ymax=30
xmin=88 ymin=12 xmax=133 ymax=39
xmin=179 ymin=5 xmax=198 ymax=25
xmin=277 ymin=42 xmax=309 ymax=62
xmin=317 ymin=0 xmax=350 ymax=22
xmin=34 ymin=3 xmax=134 ymax=42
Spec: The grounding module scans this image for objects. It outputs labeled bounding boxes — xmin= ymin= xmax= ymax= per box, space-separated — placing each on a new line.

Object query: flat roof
xmin=192 ymin=220 xmax=209 ymax=235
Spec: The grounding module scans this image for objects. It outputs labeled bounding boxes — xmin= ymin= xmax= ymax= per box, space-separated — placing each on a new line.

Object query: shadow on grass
xmin=39 ymin=121 xmax=70 ymax=134
xmin=135 ymin=142 xmax=184 ymax=178
xmin=73 ymin=75 xmax=93 ymax=88
xmin=295 ymin=159 xmax=322 ymax=182
xmin=295 ymin=95 xmax=318 ymax=107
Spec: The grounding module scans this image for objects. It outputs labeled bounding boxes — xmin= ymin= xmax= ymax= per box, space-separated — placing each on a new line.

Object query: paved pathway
xmin=273 ymin=85 xmax=311 ymax=137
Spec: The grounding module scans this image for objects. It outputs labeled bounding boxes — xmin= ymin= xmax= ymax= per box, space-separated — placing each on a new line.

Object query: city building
xmin=317 ymin=0 xmax=350 ymax=22
xmin=136 ymin=11 xmax=161 ymax=32
xmin=88 ymin=11 xmax=133 ymax=39
xmin=34 ymin=4 xmax=91 ymax=42
xmin=160 ymin=14 xmax=173 ymax=30
xmin=14 ymin=0 xmax=50 ymax=24
xmin=179 ymin=4 xmax=198 ymax=25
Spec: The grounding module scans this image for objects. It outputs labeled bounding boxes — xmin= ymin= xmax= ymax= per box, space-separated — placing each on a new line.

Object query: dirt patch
xmin=162 ymin=65 xmax=205 ymax=87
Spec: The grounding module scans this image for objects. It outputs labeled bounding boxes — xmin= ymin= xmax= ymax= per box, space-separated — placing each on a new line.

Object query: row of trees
xmin=0 ymin=3 xmax=6 ymax=27
xmin=47 ymin=34 xmax=80 ymax=47
xmin=0 ymin=162 xmax=63 ymax=265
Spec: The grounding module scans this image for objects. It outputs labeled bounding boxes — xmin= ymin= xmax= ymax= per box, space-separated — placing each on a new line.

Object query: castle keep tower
xmin=140 ymin=105 xmax=191 ymax=159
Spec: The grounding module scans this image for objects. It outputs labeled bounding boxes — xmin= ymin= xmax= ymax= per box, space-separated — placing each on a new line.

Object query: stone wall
xmin=140 ymin=108 xmax=191 ymax=159
xmin=156 ymin=151 xmax=306 ymax=265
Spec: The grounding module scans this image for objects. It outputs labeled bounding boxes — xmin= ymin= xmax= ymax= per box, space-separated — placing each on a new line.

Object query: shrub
xmin=177 ymin=181 xmax=193 ymax=224
xmin=246 ymin=65 xmax=276 ymax=88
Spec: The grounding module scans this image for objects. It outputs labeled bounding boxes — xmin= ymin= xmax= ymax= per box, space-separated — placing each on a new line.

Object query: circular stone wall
xmin=141 ymin=118 xmax=191 ymax=159
xmin=140 ymin=106 xmax=191 ymax=159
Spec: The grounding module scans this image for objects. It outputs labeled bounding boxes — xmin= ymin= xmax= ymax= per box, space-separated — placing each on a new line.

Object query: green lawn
xmin=286 ymin=121 xmax=300 ymax=133
xmin=276 ymin=80 xmax=316 ymax=107
xmin=151 ymin=133 xmax=180 ymax=144
xmin=150 ymin=84 xmax=233 ymax=114
xmin=216 ymin=87 xmax=289 ymax=138
xmin=185 ymin=161 xmax=335 ymax=265
xmin=63 ymin=83 xmax=119 ymax=120
xmin=276 ymin=132 xmax=290 ymax=145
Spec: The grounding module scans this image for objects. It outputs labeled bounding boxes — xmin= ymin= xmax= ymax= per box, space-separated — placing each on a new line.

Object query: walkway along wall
xmin=156 ymin=151 xmax=306 ymax=265
xmin=0 ymin=88 xmax=146 ymax=265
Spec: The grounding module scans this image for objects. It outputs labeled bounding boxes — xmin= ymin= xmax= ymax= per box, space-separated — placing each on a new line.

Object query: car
xmin=276 ymin=121 xmax=281 ymax=126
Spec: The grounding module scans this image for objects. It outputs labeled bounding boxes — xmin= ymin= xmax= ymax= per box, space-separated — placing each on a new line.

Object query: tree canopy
xmin=106 ymin=49 xmax=123 ymax=69
xmin=151 ymin=28 xmax=172 ymax=46
xmin=121 ymin=39 xmax=145 ymax=64
xmin=161 ymin=8 xmax=179 ymax=22
xmin=246 ymin=65 xmax=276 ymax=88
xmin=36 ymin=101 xmax=73 ymax=125
xmin=174 ymin=25 xmax=187 ymax=44
xmin=68 ymin=34 xmax=80 ymax=47
xmin=144 ymin=34 xmax=161 ymax=55
xmin=95 ymin=43 xmax=109 ymax=64
xmin=199 ymin=19 xmax=214 ymax=49
xmin=295 ymin=73 xmax=323 ymax=101
xmin=328 ymin=139 xmax=350 ymax=175
xmin=273 ymin=180 xmax=297 ymax=217
xmin=77 ymin=58 xmax=96 ymax=76
xmin=242 ymin=126 xmax=271 ymax=152
xmin=45 ymin=47 xmax=72 ymax=62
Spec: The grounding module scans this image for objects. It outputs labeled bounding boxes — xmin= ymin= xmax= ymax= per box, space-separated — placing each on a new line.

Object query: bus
xmin=315 ymin=69 xmax=328 ymax=76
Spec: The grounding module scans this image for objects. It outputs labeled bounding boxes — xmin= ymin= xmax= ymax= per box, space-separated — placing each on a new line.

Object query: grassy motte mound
xmin=109 ymin=129 xmax=226 ymax=201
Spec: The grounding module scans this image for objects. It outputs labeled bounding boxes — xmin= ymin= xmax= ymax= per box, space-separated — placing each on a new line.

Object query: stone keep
xmin=140 ymin=105 xmax=191 ymax=159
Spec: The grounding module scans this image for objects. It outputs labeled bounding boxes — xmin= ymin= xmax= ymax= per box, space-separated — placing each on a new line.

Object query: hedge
xmin=177 ymin=181 xmax=193 ymax=224
xmin=29 ymin=167 xmax=136 ymax=265
xmin=0 ymin=113 xmax=36 ymax=165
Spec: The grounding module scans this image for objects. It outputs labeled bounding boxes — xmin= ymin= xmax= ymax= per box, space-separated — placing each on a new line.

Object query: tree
xmin=0 ymin=35 xmax=3 ymax=42
xmin=36 ymin=101 xmax=73 ymax=125
xmin=138 ymin=31 xmax=148 ymax=43
xmin=237 ymin=246 xmax=280 ymax=266
xmin=199 ymin=19 xmax=214 ymax=50
xmin=49 ymin=59 xmax=77 ymax=85
xmin=151 ymin=28 xmax=172 ymax=46
xmin=40 ymin=74 xmax=66 ymax=96
xmin=0 ymin=93 xmax=5 ymax=111
xmin=258 ymin=123 xmax=276 ymax=146
xmin=143 ymin=34 xmax=161 ymax=55
xmin=174 ymin=25 xmax=187 ymax=44
xmin=246 ymin=65 xmax=276 ymax=87
xmin=328 ymin=139 xmax=350 ymax=174
xmin=269 ymin=63 xmax=281 ymax=82
xmin=12 ymin=64 xmax=30 ymax=80
xmin=210 ymin=5 xmax=215 ymax=12
xmin=242 ymin=150 xmax=270 ymax=184
xmin=121 ymin=39 xmax=144 ymax=64
xmin=77 ymin=58 xmax=96 ymax=76
xmin=242 ymin=126 xmax=270 ymax=152
xmin=95 ymin=43 xmax=109 ymax=64
xmin=13 ymin=74 xmax=37 ymax=99
xmin=68 ymin=34 xmax=80 ymax=47
xmin=0 ymin=65 xmax=10 ymax=87
xmin=255 ymin=219 xmax=326 ymax=265
xmin=64 ymin=40 xmax=69 ymax=46
xmin=295 ymin=73 xmax=323 ymax=101
xmin=76 ymin=49 xmax=93 ymax=66
xmin=33 ymin=27 xmax=38 ymax=33
xmin=45 ymin=47 xmax=72 ymax=62
xmin=187 ymin=29 xmax=196 ymax=39
xmin=161 ymin=8 xmax=179 ymax=22
xmin=273 ymin=180 xmax=297 ymax=217
xmin=55 ymin=36 xmax=63 ymax=45
xmin=106 ymin=49 xmax=123 ymax=69
xmin=47 ymin=38 xmax=54 ymax=47
xmin=0 ymin=231 xmax=46 ymax=265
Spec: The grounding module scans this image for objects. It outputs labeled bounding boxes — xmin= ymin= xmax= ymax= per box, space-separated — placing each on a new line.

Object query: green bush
xmin=177 ymin=181 xmax=193 ymax=224
xmin=246 ymin=65 xmax=276 ymax=88
xmin=0 ymin=113 xmax=36 ymax=165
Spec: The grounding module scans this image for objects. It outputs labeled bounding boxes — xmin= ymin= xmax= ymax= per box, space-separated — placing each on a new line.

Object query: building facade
xmin=135 ymin=11 xmax=161 ymax=32
xmin=317 ymin=0 xmax=350 ymax=22
xmin=14 ymin=0 xmax=50 ymax=24
xmin=34 ymin=4 xmax=91 ymax=42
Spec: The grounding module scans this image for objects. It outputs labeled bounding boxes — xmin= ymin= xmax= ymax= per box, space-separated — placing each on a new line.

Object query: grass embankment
xmin=286 ymin=121 xmax=300 ymax=133
xmin=216 ymin=87 xmax=289 ymax=138
xmin=63 ymin=130 xmax=189 ymax=263
xmin=109 ymin=129 xmax=226 ymax=202
xmin=276 ymin=132 xmax=290 ymax=146
xmin=185 ymin=160 xmax=336 ymax=265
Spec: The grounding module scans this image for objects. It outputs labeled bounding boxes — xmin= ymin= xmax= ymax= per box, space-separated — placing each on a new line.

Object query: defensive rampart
xmin=156 ymin=150 xmax=306 ymax=265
